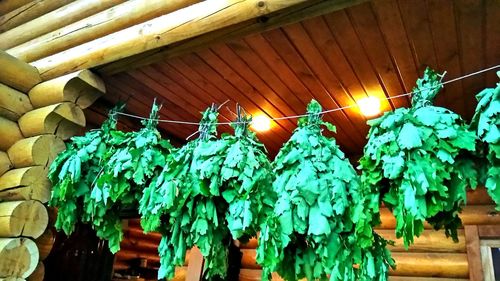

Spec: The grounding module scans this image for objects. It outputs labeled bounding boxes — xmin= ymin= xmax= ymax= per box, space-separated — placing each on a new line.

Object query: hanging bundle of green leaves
xmin=140 ymin=105 xmax=275 ymax=280
xmin=49 ymin=104 xmax=125 ymax=237
xmin=470 ymin=74 xmax=500 ymax=210
xmin=257 ymin=100 xmax=393 ymax=281
xmin=89 ymin=101 xmax=172 ymax=253
xmin=359 ymin=68 xmax=477 ymax=248
xmin=140 ymin=105 xmax=230 ymax=280
xmin=219 ymin=107 xmax=276 ymax=242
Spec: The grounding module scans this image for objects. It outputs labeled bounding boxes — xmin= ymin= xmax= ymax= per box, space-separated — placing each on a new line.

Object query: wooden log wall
xmin=0 ymin=50 xmax=105 ymax=280
xmin=112 ymin=219 xmax=189 ymax=280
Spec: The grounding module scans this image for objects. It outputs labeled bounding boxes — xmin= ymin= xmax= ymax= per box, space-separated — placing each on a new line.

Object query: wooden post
xmin=0 ymin=238 xmax=39 ymax=279
xmin=465 ymin=225 xmax=485 ymax=281
xmin=0 ymin=0 xmax=125 ymax=50
xmin=186 ymin=247 xmax=204 ymax=281
xmin=0 ymin=51 xmax=41 ymax=93
xmin=7 ymin=135 xmax=66 ymax=168
xmin=0 ymin=83 xmax=33 ymax=121
xmin=0 ymin=200 xmax=48 ymax=239
xmin=8 ymin=0 xmax=199 ymax=62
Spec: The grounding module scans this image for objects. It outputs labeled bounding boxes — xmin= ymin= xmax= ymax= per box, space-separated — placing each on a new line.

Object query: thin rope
xmin=114 ymin=65 xmax=500 ymax=125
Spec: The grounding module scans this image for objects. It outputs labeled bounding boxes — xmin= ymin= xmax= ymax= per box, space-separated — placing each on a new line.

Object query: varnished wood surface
xmin=98 ymin=0 xmax=500 ymax=156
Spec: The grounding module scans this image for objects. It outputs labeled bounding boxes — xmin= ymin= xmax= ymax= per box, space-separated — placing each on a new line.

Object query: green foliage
xmin=257 ymin=100 xmax=394 ymax=281
xmin=139 ymin=106 xmax=275 ymax=280
xmin=359 ymin=68 xmax=477 ymax=248
xmin=49 ymin=102 xmax=172 ymax=253
xmin=49 ymin=103 xmax=124 ymax=242
xmin=470 ymin=75 xmax=500 ymax=210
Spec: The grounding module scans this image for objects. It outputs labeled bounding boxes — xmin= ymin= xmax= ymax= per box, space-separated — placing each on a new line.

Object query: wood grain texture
xmin=0 ymin=83 xmax=33 ymax=121
xmin=464 ymin=225 xmax=483 ymax=281
xmin=0 ymin=0 xmax=73 ymax=33
xmin=0 ymin=50 xmax=41 ymax=93
xmin=0 ymin=0 xmax=124 ymax=49
xmin=8 ymin=0 xmax=198 ymax=62
xmin=97 ymin=0 xmax=499 ymax=157
xmin=0 ymin=238 xmax=39 ymax=279
xmin=239 ymin=249 xmax=469 ymax=278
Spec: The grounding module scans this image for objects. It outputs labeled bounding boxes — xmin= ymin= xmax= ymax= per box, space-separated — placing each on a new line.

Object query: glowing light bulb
xmin=251 ymin=115 xmax=271 ymax=132
xmin=357 ymin=96 xmax=381 ymax=117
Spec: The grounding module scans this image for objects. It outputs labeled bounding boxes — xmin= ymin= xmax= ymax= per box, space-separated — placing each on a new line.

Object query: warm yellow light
xmin=251 ymin=115 xmax=271 ymax=132
xmin=357 ymin=96 xmax=381 ymax=117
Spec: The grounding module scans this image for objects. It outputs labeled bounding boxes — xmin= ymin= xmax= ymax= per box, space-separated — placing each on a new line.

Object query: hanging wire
xmin=114 ymin=65 xmax=500 ymax=126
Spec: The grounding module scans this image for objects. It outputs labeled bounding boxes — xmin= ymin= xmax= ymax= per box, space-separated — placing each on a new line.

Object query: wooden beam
xmin=240 ymin=229 xmax=466 ymax=253
xmin=0 ymin=0 xmax=124 ymax=50
xmin=17 ymin=102 xmax=86 ymax=139
xmin=0 ymin=83 xmax=33 ymax=121
xmin=240 ymin=249 xmax=469 ymax=278
xmin=8 ymin=0 xmax=199 ymax=62
xmin=28 ymin=69 xmax=105 ymax=109
xmin=378 ymin=205 xmax=500 ymax=229
xmin=7 ymin=135 xmax=65 ymax=168
xmin=97 ymin=0 xmax=367 ymax=75
xmin=0 ymin=117 xmax=23 ymax=151
xmin=238 ymin=269 xmax=470 ymax=281
xmin=0 ymin=50 xmax=41 ymax=92
xmin=32 ymin=0 xmax=366 ymax=80
xmin=0 ymin=0 xmax=33 ymax=15
xmin=0 ymin=0 xmax=73 ymax=33
xmin=0 ymin=152 xmax=12 ymax=177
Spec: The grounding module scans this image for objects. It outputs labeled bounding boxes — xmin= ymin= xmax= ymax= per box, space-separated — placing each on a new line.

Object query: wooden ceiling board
xmin=261 ymin=28 xmax=365 ymax=149
xmin=457 ymin=0 xmax=488 ymax=118
xmin=99 ymin=0 xmax=499 ymax=157
xmin=485 ymin=0 xmax=500 ymax=85
xmin=426 ymin=0 xmax=466 ymax=117
xmin=345 ymin=3 xmax=410 ymax=109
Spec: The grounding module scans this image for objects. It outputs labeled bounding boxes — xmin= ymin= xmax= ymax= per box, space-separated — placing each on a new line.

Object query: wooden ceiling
xmin=94 ymin=0 xmax=500 ymax=157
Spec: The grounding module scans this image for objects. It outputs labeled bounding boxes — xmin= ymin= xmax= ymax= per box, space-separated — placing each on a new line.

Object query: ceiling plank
xmin=94 ymin=0 xmax=368 ymax=76
xmin=345 ymin=3 xmax=410 ymax=109
xmin=484 ymin=0 xmax=500 ymax=85
xmin=454 ymin=0 xmax=486 ymax=119
xmin=34 ymin=0 xmax=342 ymax=80
xmin=426 ymin=0 xmax=466 ymax=117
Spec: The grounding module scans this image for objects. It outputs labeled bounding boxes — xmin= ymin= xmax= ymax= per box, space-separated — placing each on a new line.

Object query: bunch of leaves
xmin=359 ymin=68 xmax=477 ymax=248
xmin=257 ymin=100 xmax=393 ymax=281
xmin=140 ymin=106 xmax=230 ymax=280
xmin=140 ymin=105 xmax=276 ymax=280
xmin=219 ymin=108 xmax=276 ymax=241
xmin=48 ymin=104 xmax=125 ymax=236
xmin=470 ymin=74 xmax=500 ymax=210
xmin=88 ymin=101 xmax=172 ymax=253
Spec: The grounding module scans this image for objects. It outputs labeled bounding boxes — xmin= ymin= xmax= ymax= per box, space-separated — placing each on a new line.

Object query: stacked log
xmin=0 ymin=50 xmax=105 ymax=280
xmin=113 ymin=219 xmax=189 ymax=280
